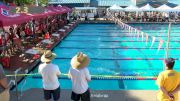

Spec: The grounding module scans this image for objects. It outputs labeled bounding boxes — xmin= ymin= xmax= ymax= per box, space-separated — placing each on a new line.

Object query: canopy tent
xmin=28 ymin=9 xmax=53 ymax=20
xmin=0 ymin=2 xmax=7 ymax=6
xmin=124 ymin=5 xmax=141 ymax=12
xmin=0 ymin=6 xmax=32 ymax=27
xmin=29 ymin=6 xmax=70 ymax=20
xmin=0 ymin=6 xmax=71 ymax=26
xmin=0 ymin=13 xmax=32 ymax=27
xmin=46 ymin=6 xmax=62 ymax=15
xmin=74 ymin=7 xmax=97 ymax=10
xmin=173 ymin=5 xmax=180 ymax=11
xmin=109 ymin=4 xmax=124 ymax=11
xmin=156 ymin=4 xmax=172 ymax=12
xmin=140 ymin=4 xmax=155 ymax=11
xmin=56 ymin=6 xmax=68 ymax=14
xmin=62 ymin=6 xmax=72 ymax=12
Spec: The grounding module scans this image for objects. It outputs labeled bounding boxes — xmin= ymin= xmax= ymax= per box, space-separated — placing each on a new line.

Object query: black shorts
xmin=71 ymin=89 xmax=90 ymax=101
xmin=43 ymin=86 xmax=60 ymax=101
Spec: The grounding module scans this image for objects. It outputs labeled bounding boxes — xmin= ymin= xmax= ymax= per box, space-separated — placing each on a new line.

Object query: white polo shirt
xmin=38 ymin=63 xmax=61 ymax=90
xmin=69 ymin=67 xmax=91 ymax=94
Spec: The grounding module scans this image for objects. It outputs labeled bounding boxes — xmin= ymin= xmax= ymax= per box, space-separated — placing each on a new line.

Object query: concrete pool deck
xmin=10 ymin=89 xmax=180 ymax=101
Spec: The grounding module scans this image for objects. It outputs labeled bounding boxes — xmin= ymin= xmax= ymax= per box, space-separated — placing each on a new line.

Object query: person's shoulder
xmin=39 ymin=63 xmax=45 ymax=67
xmin=70 ymin=67 xmax=77 ymax=71
xmin=82 ymin=67 xmax=89 ymax=72
xmin=83 ymin=67 xmax=89 ymax=70
xmin=158 ymin=71 xmax=167 ymax=76
xmin=50 ymin=64 xmax=59 ymax=69
xmin=49 ymin=63 xmax=57 ymax=66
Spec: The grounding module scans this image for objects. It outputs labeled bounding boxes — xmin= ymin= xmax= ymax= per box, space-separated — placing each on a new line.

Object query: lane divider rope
xmin=6 ymin=73 xmax=157 ymax=80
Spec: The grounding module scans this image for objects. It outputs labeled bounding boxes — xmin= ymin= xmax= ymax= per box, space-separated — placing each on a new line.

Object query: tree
xmin=3 ymin=0 xmax=48 ymax=6
xmin=38 ymin=0 xmax=48 ymax=6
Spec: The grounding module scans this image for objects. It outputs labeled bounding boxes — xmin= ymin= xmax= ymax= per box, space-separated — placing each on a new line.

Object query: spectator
xmin=39 ymin=50 xmax=61 ymax=101
xmin=69 ymin=52 xmax=91 ymax=101
xmin=156 ymin=58 xmax=180 ymax=101
xmin=0 ymin=64 xmax=9 ymax=101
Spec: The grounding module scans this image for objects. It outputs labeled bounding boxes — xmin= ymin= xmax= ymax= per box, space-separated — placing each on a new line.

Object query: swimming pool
xmin=17 ymin=23 xmax=180 ymax=91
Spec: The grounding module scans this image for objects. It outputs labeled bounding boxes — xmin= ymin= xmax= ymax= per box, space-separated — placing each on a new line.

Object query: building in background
xmin=132 ymin=0 xmax=168 ymax=6
xmin=92 ymin=0 xmax=131 ymax=7
xmin=48 ymin=0 xmax=175 ymax=8
xmin=48 ymin=0 xmax=132 ymax=7
xmin=48 ymin=0 xmax=91 ymax=7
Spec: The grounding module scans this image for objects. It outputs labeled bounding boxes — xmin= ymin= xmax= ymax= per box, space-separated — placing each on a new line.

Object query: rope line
xmin=70 ymin=35 xmax=180 ymax=37
xmin=54 ymin=57 xmax=180 ymax=60
xmin=6 ymin=73 xmax=157 ymax=80
xmin=63 ymin=40 xmax=180 ymax=42
xmin=57 ymin=47 xmax=180 ymax=49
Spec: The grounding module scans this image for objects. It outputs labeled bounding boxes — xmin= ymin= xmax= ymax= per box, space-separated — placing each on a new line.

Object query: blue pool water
xmin=18 ymin=23 xmax=180 ymax=91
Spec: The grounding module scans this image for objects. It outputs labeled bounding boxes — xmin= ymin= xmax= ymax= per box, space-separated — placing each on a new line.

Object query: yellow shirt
xmin=156 ymin=70 xmax=180 ymax=101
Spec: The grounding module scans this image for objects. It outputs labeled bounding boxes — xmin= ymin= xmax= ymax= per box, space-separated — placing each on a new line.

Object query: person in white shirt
xmin=69 ymin=52 xmax=91 ymax=101
xmin=39 ymin=50 xmax=61 ymax=101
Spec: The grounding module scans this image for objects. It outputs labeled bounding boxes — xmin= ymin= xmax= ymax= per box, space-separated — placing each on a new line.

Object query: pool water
xmin=18 ymin=23 xmax=180 ymax=91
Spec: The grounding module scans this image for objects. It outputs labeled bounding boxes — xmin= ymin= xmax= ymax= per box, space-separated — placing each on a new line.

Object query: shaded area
xmin=10 ymin=89 xmax=161 ymax=101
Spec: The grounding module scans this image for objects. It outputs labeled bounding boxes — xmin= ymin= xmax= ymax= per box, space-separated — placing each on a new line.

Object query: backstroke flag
xmin=157 ymin=39 xmax=164 ymax=54
xmin=141 ymin=32 xmax=144 ymax=42
xmin=146 ymin=34 xmax=149 ymax=46
xmin=150 ymin=36 xmax=156 ymax=49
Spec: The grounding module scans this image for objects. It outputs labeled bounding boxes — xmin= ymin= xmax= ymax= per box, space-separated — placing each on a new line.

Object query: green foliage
xmin=39 ymin=0 xmax=48 ymax=6
xmin=14 ymin=0 xmax=48 ymax=6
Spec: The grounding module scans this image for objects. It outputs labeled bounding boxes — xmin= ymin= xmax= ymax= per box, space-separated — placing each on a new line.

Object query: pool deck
xmin=10 ymin=89 xmax=180 ymax=101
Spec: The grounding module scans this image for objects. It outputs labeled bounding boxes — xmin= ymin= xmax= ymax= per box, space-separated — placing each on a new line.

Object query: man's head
xmin=41 ymin=50 xmax=56 ymax=63
xmin=164 ymin=58 xmax=175 ymax=70
xmin=71 ymin=52 xmax=90 ymax=69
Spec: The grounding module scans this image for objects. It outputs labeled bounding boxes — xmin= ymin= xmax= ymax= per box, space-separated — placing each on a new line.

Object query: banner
xmin=141 ymin=32 xmax=144 ymax=42
xmin=146 ymin=34 xmax=148 ymax=46
xmin=1 ymin=8 xmax=9 ymax=16
xmin=128 ymin=26 xmax=131 ymax=35
xmin=150 ymin=36 xmax=156 ymax=49
xmin=157 ymin=40 xmax=164 ymax=54
xmin=134 ymin=29 xmax=137 ymax=39
xmin=137 ymin=30 xmax=140 ymax=40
